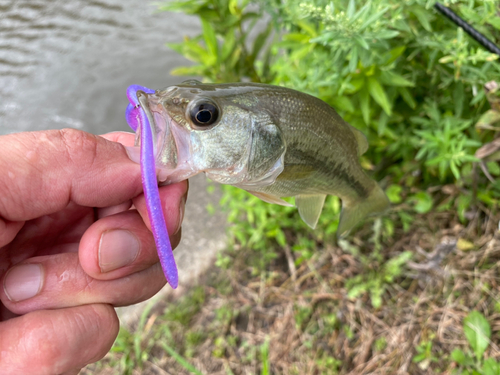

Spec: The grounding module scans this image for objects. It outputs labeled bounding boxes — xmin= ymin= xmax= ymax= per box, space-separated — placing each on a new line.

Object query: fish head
xmin=129 ymin=80 xmax=286 ymax=187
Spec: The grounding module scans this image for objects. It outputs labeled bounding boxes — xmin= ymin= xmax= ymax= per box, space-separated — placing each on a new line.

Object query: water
xmin=0 ymin=0 xmax=198 ymax=135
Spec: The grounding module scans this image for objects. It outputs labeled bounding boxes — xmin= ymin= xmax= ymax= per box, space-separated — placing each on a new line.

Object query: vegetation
xmin=84 ymin=0 xmax=500 ymax=374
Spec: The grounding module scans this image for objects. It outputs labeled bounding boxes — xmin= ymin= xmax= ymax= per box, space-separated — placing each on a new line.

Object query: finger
xmin=0 ymin=304 xmax=118 ymax=375
xmin=79 ymin=181 xmax=187 ymax=280
xmin=0 ymin=218 xmax=25 ymax=248
xmin=133 ymin=180 xmax=188 ymax=232
xmin=0 ymin=251 xmax=174 ymax=314
xmin=99 ymin=131 xmax=136 ymax=147
xmin=80 ymin=209 xmax=175 ymax=279
xmin=0 ymin=129 xmax=143 ymax=222
xmin=1 ymin=204 xmax=93 ymax=266
xmin=96 ymin=200 xmax=133 ymax=219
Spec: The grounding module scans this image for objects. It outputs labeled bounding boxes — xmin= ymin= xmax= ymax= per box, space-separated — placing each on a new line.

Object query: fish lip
xmin=137 ymin=91 xmax=159 ymax=155
xmin=155 ymin=111 xmax=197 ymax=184
xmin=126 ymin=85 xmax=197 ymax=184
xmin=126 ymin=85 xmax=175 ymax=171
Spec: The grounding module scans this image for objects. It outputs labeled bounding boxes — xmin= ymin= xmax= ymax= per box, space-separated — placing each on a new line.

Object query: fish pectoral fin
xmin=248 ymin=191 xmax=294 ymax=207
xmin=295 ymin=194 xmax=327 ymax=229
xmin=276 ymin=164 xmax=316 ymax=181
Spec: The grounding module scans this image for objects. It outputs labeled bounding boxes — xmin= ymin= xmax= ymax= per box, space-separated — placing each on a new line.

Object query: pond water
xmin=0 ymin=0 xmax=198 ymax=135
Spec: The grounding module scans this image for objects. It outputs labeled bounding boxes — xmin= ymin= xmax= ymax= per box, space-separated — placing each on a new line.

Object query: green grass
xmin=83 ymin=204 xmax=500 ymax=375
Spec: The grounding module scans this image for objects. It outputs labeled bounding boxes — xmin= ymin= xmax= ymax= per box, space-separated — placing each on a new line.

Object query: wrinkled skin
xmin=0 ymin=129 xmax=187 ymax=375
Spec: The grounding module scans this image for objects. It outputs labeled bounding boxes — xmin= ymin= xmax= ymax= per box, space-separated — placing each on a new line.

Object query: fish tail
xmin=337 ymin=182 xmax=390 ymax=238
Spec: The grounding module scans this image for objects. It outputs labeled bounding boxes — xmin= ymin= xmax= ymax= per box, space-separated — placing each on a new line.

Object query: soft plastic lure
xmin=125 ymin=85 xmax=178 ymax=289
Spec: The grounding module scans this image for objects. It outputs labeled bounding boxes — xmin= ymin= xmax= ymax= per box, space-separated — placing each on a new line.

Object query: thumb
xmin=0 ymin=304 xmax=118 ymax=374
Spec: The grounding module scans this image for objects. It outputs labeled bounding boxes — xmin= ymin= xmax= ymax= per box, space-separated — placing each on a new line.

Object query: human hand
xmin=0 ymin=129 xmax=187 ymax=375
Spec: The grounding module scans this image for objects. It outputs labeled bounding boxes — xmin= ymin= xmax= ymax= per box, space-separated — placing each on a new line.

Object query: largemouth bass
xmin=125 ymin=81 xmax=390 ymax=287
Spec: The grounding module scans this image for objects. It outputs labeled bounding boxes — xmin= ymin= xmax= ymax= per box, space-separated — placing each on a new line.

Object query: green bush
xmin=161 ymin=0 xmax=500 ymax=220
xmin=157 ymin=0 xmax=500 ymax=312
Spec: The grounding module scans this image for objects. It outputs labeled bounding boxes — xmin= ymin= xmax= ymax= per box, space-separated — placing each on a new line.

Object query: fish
xmin=125 ymin=81 xmax=390 ymax=288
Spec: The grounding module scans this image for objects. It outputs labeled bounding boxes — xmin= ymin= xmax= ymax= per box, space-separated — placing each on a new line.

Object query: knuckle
xmin=84 ymin=304 xmax=119 ymax=362
xmin=55 ymin=128 xmax=99 ymax=167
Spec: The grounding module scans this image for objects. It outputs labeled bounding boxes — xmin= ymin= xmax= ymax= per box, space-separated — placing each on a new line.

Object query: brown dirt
xmin=83 ymin=208 xmax=500 ymax=375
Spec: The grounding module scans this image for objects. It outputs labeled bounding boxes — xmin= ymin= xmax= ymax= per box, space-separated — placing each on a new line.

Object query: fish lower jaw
xmin=157 ymin=166 xmax=199 ymax=185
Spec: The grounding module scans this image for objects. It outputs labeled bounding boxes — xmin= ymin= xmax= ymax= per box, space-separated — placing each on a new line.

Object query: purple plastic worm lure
xmin=125 ymin=85 xmax=178 ymax=289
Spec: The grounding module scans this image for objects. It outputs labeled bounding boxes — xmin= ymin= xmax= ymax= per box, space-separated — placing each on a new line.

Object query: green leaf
xmin=411 ymin=6 xmax=432 ymax=32
xmin=170 ymin=65 xmax=205 ymax=76
xmin=331 ymin=96 xmax=355 ymax=113
xmin=487 ymin=162 xmax=500 ymax=176
xmin=283 ymin=32 xmax=310 ymax=43
xmin=345 ymin=78 xmax=364 ymax=94
xmin=463 ymin=311 xmax=491 ymax=361
xmin=221 ymin=30 xmax=235 ymax=61
xmin=359 ymin=86 xmax=371 ymax=125
xmin=386 ymin=184 xmax=402 ymax=204
xmin=376 ymin=30 xmax=399 ymax=39
xmin=290 ymin=45 xmax=312 ymax=61
xmin=370 ymin=287 xmax=383 ymax=308
xmin=489 ymin=17 xmax=500 ymax=30
xmin=377 ymin=110 xmax=389 ymax=136
xmin=346 ymin=0 xmax=356 ymax=18
xmin=399 ymin=87 xmax=417 ymax=109
xmin=379 ymin=71 xmax=414 ymax=87
xmin=367 ymin=77 xmax=392 ymax=116
xmin=475 ymin=110 xmax=500 ymax=130
xmin=297 ymin=20 xmax=317 ymax=38
xmin=173 ymin=39 xmax=214 ymax=64
xmin=260 ymin=339 xmax=270 ymax=375
xmin=201 ymin=18 xmax=218 ymax=59
xmin=354 ymin=35 xmax=370 ymax=50
xmin=251 ymin=23 xmax=272 ymax=62
xmin=360 ymin=6 xmax=389 ymax=31
xmin=450 ymin=161 xmax=460 ymax=180
xmin=457 ymin=194 xmax=472 ymax=222
xmin=161 ymin=342 xmax=204 ymax=375
xmin=348 ymin=47 xmax=358 ymax=73
xmin=275 ymin=229 xmax=286 ymax=247
xmin=412 ymin=191 xmax=433 ymax=214
xmin=413 ymin=353 xmax=426 ymax=362
xmin=454 ymin=81 xmax=464 ymax=118
xmin=386 ymin=46 xmax=406 ymax=65
xmin=483 ymin=358 xmax=500 ymax=375
xmin=451 ymin=348 xmax=466 ymax=365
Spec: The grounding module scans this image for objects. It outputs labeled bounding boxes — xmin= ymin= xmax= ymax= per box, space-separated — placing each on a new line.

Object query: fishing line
xmin=434 ymin=2 xmax=500 ymax=58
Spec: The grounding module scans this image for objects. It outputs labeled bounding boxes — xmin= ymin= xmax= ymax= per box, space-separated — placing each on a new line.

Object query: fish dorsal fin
xmin=295 ymin=194 xmax=327 ymax=229
xmin=350 ymin=126 xmax=368 ymax=156
xmin=248 ymin=191 xmax=293 ymax=207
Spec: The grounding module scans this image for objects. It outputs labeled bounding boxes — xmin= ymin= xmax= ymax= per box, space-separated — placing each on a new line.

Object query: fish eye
xmin=189 ymin=102 xmax=219 ymax=128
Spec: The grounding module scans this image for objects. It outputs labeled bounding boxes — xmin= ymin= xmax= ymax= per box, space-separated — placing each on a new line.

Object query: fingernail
xmin=3 ymin=264 xmax=43 ymax=302
xmin=125 ymin=146 xmax=140 ymax=164
xmin=99 ymin=230 xmax=140 ymax=273
xmin=175 ymin=196 xmax=185 ymax=235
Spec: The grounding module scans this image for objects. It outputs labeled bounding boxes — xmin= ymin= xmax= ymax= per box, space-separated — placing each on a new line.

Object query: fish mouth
xmin=125 ymin=85 xmax=195 ymax=184
xmin=125 ymin=84 xmax=179 ymax=289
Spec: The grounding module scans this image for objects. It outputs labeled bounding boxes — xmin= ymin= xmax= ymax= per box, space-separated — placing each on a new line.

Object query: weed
xmin=451 ymin=310 xmax=499 ymax=375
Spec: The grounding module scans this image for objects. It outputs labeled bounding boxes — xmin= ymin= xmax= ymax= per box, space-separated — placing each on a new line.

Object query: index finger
xmin=99 ymin=131 xmax=136 ymax=147
xmin=0 ymin=129 xmax=142 ymax=222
